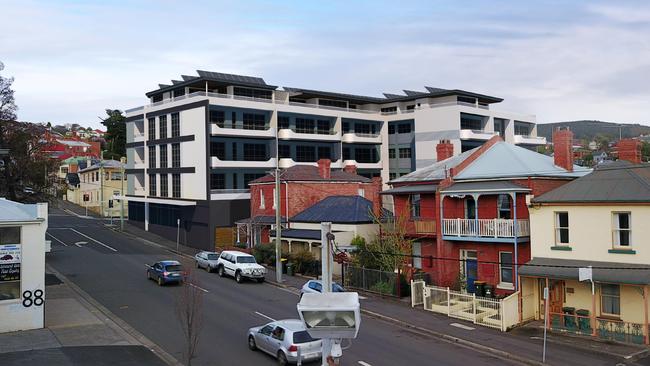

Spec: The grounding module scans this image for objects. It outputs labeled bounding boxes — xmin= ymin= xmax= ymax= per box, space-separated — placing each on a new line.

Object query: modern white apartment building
xmin=123 ymin=70 xmax=544 ymax=249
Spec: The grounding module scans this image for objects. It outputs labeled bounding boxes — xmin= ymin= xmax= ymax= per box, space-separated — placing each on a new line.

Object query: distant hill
xmin=537 ymin=121 xmax=650 ymax=141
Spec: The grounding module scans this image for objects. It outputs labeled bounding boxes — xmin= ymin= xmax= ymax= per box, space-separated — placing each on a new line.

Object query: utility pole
xmin=120 ymin=156 xmax=125 ymax=231
xmin=320 ymin=222 xmax=334 ymax=366
xmin=275 ymin=167 xmax=282 ymax=283
xmin=100 ymin=150 xmax=105 ymax=218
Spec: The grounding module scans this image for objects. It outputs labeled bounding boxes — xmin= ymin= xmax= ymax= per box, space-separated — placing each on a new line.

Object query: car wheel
xmin=277 ymin=351 xmax=288 ymax=366
xmin=157 ymin=277 xmax=163 ymax=286
xmin=235 ymin=271 xmax=243 ymax=283
xmin=248 ymin=335 xmax=257 ymax=351
xmin=207 ymin=265 xmax=213 ymax=273
xmin=218 ymin=265 xmax=225 ymax=277
xmin=146 ymin=271 xmax=151 ymax=280
xmin=196 ymin=261 xmax=201 ymax=269
xmin=257 ymin=278 xmax=265 ymax=283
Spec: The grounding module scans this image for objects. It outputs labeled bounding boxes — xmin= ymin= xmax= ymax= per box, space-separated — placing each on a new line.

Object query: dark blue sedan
xmin=147 ymin=260 xmax=184 ymax=286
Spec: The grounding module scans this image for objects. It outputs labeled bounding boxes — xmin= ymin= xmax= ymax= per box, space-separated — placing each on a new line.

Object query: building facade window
xmin=210 ymin=110 xmax=225 ymax=127
xmin=388 ymin=124 xmax=396 ymax=134
xmin=389 ymin=173 xmax=397 ymax=180
xmin=397 ymin=124 xmax=412 ymax=134
xmin=244 ymin=144 xmax=267 ymax=161
xmin=465 ymin=198 xmax=476 ymax=219
xmin=317 ymin=120 xmax=331 ymax=134
xmin=172 ymin=174 xmax=181 ymax=198
xmin=0 ymin=227 xmax=21 ymax=300
xmin=148 ymin=146 xmax=156 ymax=168
xmin=149 ymin=174 xmax=157 ymax=196
xmin=171 ymin=113 xmax=180 ymax=137
xmin=412 ymin=241 xmax=422 ymax=269
xmin=244 ymin=173 xmax=265 ymax=188
xmin=612 ymin=212 xmax=631 ymax=247
xmin=160 ymin=174 xmax=168 ymax=197
xmin=555 ymin=212 xmax=569 ymax=245
xmin=410 ymin=194 xmax=421 ymax=218
xmin=388 ymin=148 xmax=396 ymax=159
xmin=601 ymin=284 xmax=620 ymax=315
xmin=259 ymin=190 xmax=265 ymax=209
xmin=211 ymin=142 xmax=226 ymax=160
xmin=497 ymin=194 xmax=511 ymax=219
xmin=317 ymin=146 xmax=331 ymax=160
xmin=148 ymin=117 xmax=156 ymax=140
xmin=398 ymin=148 xmax=411 ymax=158
xmin=159 ymin=115 xmax=167 ymax=139
xmin=243 ymin=113 xmax=266 ymax=130
xmin=278 ymin=144 xmax=291 ymax=158
xmin=499 ymin=252 xmax=514 ymax=287
xmin=278 ymin=116 xmax=290 ymax=129
xmin=295 ymin=118 xmax=315 ymax=134
xmin=159 ymin=145 xmax=168 ymax=168
xmin=171 ymin=144 xmax=180 ymax=167
xmin=296 ymin=146 xmax=316 ymax=162
xmin=211 ymin=173 xmax=225 ymax=190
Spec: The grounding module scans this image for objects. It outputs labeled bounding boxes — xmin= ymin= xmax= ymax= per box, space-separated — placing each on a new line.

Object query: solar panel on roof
xmin=181 ymin=75 xmax=198 ymax=81
xmin=158 ymin=84 xmax=171 ymax=88
xmin=171 ymin=80 xmax=184 ymax=85
xmin=196 ymin=70 xmax=267 ymax=85
xmin=403 ymin=89 xmax=427 ymax=96
xmin=425 ymin=86 xmax=449 ymax=93
xmin=383 ymin=93 xmax=404 ymax=99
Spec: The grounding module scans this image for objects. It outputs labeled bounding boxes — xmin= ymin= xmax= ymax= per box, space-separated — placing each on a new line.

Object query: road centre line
xmin=188 ymin=283 xmax=209 ymax=293
xmin=46 ymin=232 xmax=68 ymax=246
xmin=254 ymin=311 xmax=276 ymax=322
xmin=358 ymin=361 xmax=373 ymax=366
xmin=67 ymin=228 xmax=118 ymax=252
xmin=450 ymin=322 xmax=475 ymax=330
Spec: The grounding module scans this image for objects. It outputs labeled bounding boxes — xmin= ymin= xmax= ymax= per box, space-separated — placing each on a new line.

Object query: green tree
xmin=642 ymin=141 xmax=650 ymax=162
xmin=101 ymin=109 xmax=126 ymax=160
xmin=352 ymin=211 xmax=414 ymax=272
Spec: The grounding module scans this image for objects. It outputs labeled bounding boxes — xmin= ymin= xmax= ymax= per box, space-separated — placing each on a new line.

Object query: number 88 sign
xmin=22 ymin=289 xmax=44 ymax=307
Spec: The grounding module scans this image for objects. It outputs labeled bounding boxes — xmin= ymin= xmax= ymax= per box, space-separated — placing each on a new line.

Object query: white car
xmin=248 ymin=319 xmax=322 ymax=365
xmin=194 ymin=251 xmax=220 ymax=272
xmin=216 ymin=250 xmax=266 ymax=283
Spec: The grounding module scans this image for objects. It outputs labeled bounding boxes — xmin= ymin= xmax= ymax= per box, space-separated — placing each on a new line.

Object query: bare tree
xmin=175 ymin=269 xmax=204 ymax=366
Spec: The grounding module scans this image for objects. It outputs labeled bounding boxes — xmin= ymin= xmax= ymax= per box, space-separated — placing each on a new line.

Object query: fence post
xmin=362 ymin=267 xmax=366 ymax=291
xmin=500 ymin=299 xmax=506 ymax=332
xmin=473 ymin=293 xmax=477 ymax=324
xmin=447 ymin=287 xmax=451 ymax=316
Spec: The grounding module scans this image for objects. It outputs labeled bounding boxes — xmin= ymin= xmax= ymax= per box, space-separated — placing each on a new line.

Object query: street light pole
xmin=320 ymin=222 xmax=334 ymax=366
xmin=100 ymin=150 xmax=105 ymax=218
xmin=275 ymin=167 xmax=282 ymax=283
xmin=120 ymin=156 xmax=125 ymax=232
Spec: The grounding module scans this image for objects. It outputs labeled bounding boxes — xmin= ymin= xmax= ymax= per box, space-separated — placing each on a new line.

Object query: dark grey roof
xmin=383 ymin=93 xmax=404 ymax=99
xmin=403 ymin=89 xmax=428 ymax=96
xmin=158 ymin=84 xmax=171 ymax=88
xmin=181 ymin=75 xmax=199 ymax=81
xmin=533 ymin=161 xmax=650 ymax=203
xmin=291 ymin=196 xmax=376 ymax=224
xmin=519 ymin=257 xmax=650 ymax=285
xmin=236 ymin=215 xmax=287 ymax=225
xmin=441 ymin=181 xmax=531 ymax=194
xmin=171 ymin=80 xmax=184 ymax=85
xmin=270 ymin=229 xmax=322 ymax=241
xmin=425 ymin=86 xmax=449 ymax=93
xmin=381 ymin=184 xmax=438 ymax=195
xmin=283 ymin=87 xmax=387 ymax=104
xmin=197 ymin=70 xmax=268 ymax=86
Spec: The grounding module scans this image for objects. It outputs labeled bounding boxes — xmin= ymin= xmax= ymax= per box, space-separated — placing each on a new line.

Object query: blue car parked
xmin=147 ymin=260 xmax=184 ymax=286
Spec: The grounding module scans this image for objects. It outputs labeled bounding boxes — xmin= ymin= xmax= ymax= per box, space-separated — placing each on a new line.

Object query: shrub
xmin=252 ymin=243 xmax=275 ymax=266
xmin=288 ymin=250 xmax=320 ymax=276
xmin=369 ymin=281 xmax=393 ymax=295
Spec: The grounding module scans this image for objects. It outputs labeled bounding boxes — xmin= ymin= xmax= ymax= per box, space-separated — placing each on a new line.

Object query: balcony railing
xmin=442 ymin=218 xmax=529 ymax=238
xmin=413 ymin=220 xmax=436 ymax=234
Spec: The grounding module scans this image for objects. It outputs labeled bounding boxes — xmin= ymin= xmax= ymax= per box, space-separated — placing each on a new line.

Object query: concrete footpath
xmin=0 ymin=270 xmax=171 ymax=366
xmin=55 ymin=200 xmax=650 ymax=365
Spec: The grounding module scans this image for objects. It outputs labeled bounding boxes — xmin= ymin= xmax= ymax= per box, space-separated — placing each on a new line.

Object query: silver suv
xmin=216 ymin=250 xmax=266 ymax=283
xmin=194 ymin=251 xmax=220 ymax=272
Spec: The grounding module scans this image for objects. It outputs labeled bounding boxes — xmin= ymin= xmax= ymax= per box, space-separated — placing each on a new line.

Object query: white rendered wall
xmin=180 ymin=106 xmax=207 ymax=200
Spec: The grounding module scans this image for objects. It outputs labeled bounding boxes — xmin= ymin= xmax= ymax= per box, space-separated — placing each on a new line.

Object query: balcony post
xmin=493 ymin=218 xmax=497 ymax=238
xmin=512 ymin=192 xmax=519 ymax=291
xmin=457 ymin=218 xmax=461 ymax=237
xmin=473 ymin=194 xmax=479 ymax=236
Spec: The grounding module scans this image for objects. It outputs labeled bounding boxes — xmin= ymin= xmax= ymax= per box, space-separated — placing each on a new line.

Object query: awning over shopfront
xmin=519 ymin=257 xmax=650 ymax=285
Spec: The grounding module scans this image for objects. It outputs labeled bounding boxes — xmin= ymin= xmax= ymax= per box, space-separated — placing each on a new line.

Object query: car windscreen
xmin=207 ymin=254 xmax=219 ymax=260
xmin=292 ymin=330 xmax=319 ymax=344
xmin=237 ymin=256 xmax=256 ymax=264
xmin=333 ymin=283 xmax=344 ymax=292
xmin=165 ymin=265 xmax=182 ymax=272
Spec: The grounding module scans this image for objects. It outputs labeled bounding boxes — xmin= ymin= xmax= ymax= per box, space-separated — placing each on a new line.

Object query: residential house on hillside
xmin=519 ymin=143 xmax=650 ymax=345
xmin=237 ymin=159 xmax=381 ymax=247
xmin=383 ymin=129 xmax=589 ymax=296
xmin=68 ymin=160 xmax=127 ymax=217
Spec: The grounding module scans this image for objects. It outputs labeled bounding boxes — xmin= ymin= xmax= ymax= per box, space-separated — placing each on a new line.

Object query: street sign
xmin=579 ymin=267 xmax=593 ymax=282
xmin=83 ymin=194 xmax=89 ymax=202
xmin=108 ymin=200 xmax=113 ymax=208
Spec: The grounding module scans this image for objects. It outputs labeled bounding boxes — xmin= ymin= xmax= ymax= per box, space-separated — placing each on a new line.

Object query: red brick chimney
xmin=317 ymin=159 xmax=331 ymax=179
xmin=370 ymin=177 xmax=383 ymax=218
xmin=436 ymin=140 xmax=454 ymax=161
xmin=343 ymin=164 xmax=357 ymax=175
xmin=553 ymin=128 xmax=574 ymax=172
xmin=617 ymin=138 xmax=642 ymax=164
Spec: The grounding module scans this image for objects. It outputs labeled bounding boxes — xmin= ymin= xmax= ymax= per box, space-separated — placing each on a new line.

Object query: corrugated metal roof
xmin=291 ymin=196 xmax=375 ymax=223
xmin=533 ymin=161 xmax=650 ymax=203
xmin=391 ymin=148 xmax=477 ymax=183
xmin=251 ymin=165 xmax=370 ymax=184
xmin=79 ymin=160 xmax=125 ymax=173
xmin=381 ymin=184 xmax=438 ymax=195
xmin=270 ymin=229 xmax=322 ymax=240
xmin=454 ymin=142 xmax=590 ymax=180
xmin=441 ymin=181 xmax=531 ymax=194
xmin=519 ymin=257 xmax=650 ymax=285
xmin=0 ymin=199 xmax=41 ymax=222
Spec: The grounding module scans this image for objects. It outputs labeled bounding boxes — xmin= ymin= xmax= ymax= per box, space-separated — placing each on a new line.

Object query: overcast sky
xmin=1 ymin=0 xmax=649 ymax=129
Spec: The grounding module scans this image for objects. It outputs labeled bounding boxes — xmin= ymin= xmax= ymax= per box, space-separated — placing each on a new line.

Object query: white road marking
xmin=63 ymin=208 xmax=93 ymax=219
xmin=74 ymin=241 xmax=88 ymax=248
xmin=359 ymin=295 xmax=367 ymax=300
xmin=188 ymin=283 xmax=209 ymax=293
xmin=46 ymin=232 xmax=68 ymax=246
xmin=67 ymin=228 xmax=118 ymax=252
xmin=254 ymin=311 xmax=276 ymax=322
xmin=358 ymin=361 xmax=373 ymax=366
xmin=450 ymin=322 xmax=475 ymax=330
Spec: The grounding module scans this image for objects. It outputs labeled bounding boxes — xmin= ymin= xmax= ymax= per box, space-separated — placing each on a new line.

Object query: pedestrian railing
xmin=411 ymin=280 xmax=519 ymax=332
xmin=345 ymin=266 xmax=399 ymax=297
xmin=547 ymin=312 xmax=646 ymax=345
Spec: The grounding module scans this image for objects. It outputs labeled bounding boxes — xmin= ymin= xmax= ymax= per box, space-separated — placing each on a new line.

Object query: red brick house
xmin=383 ymin=129 xmax=590 ymax=296
xmin=238 ymin=159 xmax=382 ymax=246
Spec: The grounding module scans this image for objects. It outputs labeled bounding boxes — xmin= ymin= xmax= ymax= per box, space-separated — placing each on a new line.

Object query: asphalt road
xmin=46 ymin=207 xmax=520 ymax=366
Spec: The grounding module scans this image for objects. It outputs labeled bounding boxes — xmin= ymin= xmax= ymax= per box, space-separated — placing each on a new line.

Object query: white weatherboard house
xmin=0 ymin=199 xmax=48 ymax=333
